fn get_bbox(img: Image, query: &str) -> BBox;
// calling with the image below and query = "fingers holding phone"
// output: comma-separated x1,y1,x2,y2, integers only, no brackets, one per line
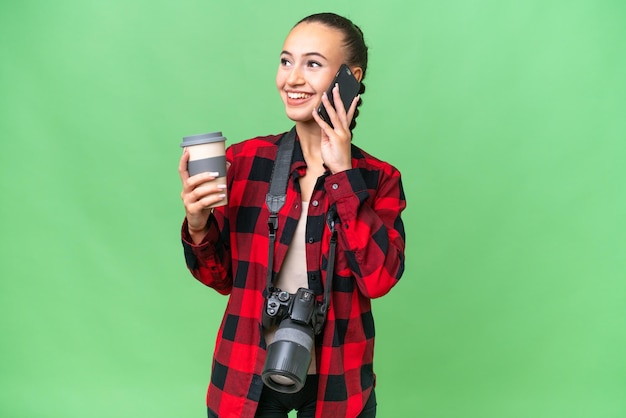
322,83,360,129
316,64,361,129
313,85,360,173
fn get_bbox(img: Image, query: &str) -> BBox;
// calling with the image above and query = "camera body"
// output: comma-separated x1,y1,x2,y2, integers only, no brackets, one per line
261,287,327,393
262,287,325,335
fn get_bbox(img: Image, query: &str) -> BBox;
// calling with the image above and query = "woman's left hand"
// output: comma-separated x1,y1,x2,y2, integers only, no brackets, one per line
312,83,360,174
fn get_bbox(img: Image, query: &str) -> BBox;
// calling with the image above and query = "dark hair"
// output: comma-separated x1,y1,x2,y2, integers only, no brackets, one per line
296,13,368,132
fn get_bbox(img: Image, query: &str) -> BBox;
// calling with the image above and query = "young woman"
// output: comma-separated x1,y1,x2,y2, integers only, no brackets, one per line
179,12,406,418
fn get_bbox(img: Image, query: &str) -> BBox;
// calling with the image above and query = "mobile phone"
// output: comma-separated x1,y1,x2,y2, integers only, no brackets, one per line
316,64,361,128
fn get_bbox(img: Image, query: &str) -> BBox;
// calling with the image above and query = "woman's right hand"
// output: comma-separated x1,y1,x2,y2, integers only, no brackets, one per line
179,149,227,241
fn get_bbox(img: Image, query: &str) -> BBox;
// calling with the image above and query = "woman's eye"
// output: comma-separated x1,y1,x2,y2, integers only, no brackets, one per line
280,58,291,66
308,61,321,68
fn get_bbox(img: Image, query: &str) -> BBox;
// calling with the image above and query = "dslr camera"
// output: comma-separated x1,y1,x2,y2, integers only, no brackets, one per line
261,287,327,393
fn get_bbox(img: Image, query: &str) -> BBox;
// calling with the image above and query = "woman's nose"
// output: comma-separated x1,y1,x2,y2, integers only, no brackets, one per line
286,67,304,85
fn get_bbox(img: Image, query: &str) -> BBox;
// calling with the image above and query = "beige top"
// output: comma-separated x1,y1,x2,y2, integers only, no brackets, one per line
264,201,316,374
274,201,309,293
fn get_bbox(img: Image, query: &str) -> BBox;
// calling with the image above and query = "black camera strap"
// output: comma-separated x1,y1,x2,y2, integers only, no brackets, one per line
265,127,297,294
320,211,337,320
265,127,337,321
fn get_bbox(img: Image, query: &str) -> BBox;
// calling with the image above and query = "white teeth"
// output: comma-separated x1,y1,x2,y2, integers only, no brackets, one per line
287,92,311,99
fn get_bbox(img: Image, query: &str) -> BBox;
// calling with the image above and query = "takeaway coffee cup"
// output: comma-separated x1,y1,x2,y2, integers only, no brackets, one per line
181,131,227,208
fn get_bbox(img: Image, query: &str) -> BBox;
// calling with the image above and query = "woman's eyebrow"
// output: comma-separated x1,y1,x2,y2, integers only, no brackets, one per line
280,50,328,60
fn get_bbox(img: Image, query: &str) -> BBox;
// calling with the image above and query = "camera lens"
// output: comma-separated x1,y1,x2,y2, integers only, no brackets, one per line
262,318,314,393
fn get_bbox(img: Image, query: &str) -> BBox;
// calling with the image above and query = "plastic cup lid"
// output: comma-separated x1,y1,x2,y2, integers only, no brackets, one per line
181,131,226,147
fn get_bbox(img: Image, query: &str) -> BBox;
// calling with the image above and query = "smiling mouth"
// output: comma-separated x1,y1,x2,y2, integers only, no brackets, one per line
287,92,313,100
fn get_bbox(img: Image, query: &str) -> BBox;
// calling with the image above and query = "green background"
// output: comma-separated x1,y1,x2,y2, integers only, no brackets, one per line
1,0,624,417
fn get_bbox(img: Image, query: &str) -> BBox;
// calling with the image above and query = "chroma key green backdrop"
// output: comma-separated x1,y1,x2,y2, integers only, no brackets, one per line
1,1,625,417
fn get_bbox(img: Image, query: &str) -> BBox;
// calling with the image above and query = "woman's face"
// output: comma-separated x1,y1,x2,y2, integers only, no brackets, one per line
276,22,348,124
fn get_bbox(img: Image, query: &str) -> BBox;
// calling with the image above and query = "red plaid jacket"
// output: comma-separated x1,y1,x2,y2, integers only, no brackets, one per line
181,131,406,417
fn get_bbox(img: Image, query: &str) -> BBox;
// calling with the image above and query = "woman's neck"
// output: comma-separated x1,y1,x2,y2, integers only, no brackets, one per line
295,122,322,162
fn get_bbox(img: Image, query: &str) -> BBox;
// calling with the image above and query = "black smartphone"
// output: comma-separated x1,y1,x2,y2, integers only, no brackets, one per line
316,64,361,128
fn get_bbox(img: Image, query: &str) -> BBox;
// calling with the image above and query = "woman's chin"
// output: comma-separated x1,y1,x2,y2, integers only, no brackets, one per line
285,108,316,124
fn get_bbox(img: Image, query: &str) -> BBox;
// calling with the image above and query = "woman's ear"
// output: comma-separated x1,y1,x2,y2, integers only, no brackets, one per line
351,67,364,83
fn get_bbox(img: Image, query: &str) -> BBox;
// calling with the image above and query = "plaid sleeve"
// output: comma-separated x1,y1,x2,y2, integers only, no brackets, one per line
181,208,233,295
325,157,406,299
